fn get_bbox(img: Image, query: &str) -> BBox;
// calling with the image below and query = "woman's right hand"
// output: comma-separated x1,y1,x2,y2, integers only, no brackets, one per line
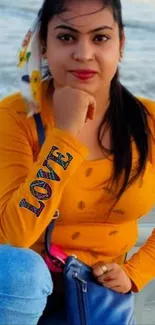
53,86,96,137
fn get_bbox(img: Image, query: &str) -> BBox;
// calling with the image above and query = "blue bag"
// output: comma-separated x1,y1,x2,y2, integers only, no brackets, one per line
34,113,135,325
64,256,135,325
45,214,135,325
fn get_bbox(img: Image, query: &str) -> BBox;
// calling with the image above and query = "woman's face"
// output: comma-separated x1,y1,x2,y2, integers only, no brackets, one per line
46,0,124,96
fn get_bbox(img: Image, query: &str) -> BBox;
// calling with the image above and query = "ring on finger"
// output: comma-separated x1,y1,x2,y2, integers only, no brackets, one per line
101,265,108,274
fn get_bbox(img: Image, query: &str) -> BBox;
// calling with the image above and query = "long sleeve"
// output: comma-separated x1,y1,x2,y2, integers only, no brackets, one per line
0,102,89,248
122,228,155,292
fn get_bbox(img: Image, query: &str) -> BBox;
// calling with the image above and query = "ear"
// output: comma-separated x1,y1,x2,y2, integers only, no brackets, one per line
120,30,126,60
120,29,126,53
41,41,47,59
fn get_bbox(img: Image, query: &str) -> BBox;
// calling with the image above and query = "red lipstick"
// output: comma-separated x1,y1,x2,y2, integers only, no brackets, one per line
70,69,97,81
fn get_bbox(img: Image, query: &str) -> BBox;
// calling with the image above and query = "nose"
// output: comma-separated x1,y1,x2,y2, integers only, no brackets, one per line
72,39,95,63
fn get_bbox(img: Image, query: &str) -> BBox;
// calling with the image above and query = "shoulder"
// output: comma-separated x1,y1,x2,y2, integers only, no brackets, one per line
137,97,155,137
137,96,155,117
0,82,49,150
0,93,28,137
0,92,26,115
0,92,36,148
0,92,32,138
0,92,29,131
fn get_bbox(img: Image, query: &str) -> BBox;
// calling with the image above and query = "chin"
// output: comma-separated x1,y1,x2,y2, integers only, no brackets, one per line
69,81,98,95
54,77,99,95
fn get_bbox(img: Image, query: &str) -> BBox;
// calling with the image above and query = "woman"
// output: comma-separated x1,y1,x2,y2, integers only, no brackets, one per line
0,0,155,323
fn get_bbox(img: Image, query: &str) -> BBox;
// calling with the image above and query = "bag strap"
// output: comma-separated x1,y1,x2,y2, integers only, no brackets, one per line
34,113,59,259
34,113,45,147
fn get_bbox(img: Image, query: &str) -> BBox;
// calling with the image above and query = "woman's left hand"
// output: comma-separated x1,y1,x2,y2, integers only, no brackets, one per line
92,261,132,293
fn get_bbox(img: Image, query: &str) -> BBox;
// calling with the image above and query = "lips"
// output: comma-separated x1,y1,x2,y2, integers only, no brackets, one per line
69,70,97,80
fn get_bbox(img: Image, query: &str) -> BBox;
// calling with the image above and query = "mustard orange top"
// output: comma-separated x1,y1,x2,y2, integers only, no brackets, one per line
0,81,155,292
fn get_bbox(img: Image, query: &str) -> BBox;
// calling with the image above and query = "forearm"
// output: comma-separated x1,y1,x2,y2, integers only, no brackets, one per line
0,128,89,247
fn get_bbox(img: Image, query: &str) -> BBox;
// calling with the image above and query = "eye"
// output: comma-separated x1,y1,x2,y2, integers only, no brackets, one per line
57,34,76,43
94,35,110,43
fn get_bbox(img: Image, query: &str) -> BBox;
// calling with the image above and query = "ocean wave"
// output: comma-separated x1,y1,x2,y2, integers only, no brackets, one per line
0,4,38,17
125,20,155,33
0,0,42,11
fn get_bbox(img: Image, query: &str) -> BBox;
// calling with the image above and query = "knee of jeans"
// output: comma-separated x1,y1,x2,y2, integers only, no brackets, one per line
0,244,53,298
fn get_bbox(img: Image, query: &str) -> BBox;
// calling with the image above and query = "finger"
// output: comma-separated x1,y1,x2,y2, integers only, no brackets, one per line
92,261,106,269
87,105,95,120
102,279,120,289
102,270,117,280
88,96,96,112
85,105,94,122
93,264,109,277
97,272,116,284
106,285,124,293
104,263,119,272
90,95,97,107
93,263,119,278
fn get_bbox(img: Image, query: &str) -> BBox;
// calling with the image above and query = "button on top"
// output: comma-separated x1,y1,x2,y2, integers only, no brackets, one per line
72,232,81,240
85,168,93,177
90,251,99,259
78,201,86,210
109,230,118,236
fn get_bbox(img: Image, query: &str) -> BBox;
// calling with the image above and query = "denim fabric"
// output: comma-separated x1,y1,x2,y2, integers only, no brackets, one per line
0,244,67,325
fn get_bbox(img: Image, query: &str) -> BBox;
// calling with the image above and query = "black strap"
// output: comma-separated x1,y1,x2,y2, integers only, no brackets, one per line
45,210,60,260
34,113,58,260
34,113,45,147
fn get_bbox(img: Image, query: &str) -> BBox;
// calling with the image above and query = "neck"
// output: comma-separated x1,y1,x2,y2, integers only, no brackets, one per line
92,85,110,127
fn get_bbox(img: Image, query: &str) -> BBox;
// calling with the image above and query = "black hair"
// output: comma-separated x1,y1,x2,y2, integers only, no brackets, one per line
39,0,151,201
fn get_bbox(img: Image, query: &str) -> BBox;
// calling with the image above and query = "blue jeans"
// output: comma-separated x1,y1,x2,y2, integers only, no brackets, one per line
0,244,67,325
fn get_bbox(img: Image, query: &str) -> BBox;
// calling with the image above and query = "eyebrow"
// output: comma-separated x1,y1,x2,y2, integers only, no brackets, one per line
54,25,113,33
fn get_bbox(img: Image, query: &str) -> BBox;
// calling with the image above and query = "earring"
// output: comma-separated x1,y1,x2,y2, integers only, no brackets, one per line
42,46,47,61
120,50,124,58
41,45,46,55
119,50,124,62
